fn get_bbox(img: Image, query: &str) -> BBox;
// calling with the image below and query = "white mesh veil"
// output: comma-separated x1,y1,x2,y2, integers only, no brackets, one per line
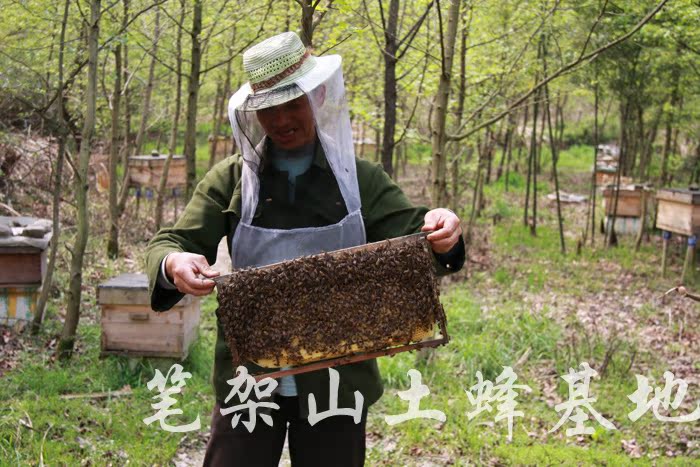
228,55,361,224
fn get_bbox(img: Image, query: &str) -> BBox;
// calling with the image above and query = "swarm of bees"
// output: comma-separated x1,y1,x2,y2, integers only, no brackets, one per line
216,238,447,368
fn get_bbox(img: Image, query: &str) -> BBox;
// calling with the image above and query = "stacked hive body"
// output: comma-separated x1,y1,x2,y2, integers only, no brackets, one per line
98,273,200,359
216,234,447,370
595,144,619,186
594,144,634,187
655,189,700,236
128,153,186,191
0,216,52,326
655,188,700,281
208,135,235,166
602,185,649,235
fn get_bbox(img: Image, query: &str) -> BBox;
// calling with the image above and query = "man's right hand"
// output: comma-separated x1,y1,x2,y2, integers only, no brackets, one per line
165,252,220,296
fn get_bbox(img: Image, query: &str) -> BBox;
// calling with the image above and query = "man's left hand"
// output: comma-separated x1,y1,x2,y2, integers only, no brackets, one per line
421,208,463,254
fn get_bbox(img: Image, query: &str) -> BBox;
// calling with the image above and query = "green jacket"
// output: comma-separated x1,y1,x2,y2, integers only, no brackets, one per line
145,144,464,418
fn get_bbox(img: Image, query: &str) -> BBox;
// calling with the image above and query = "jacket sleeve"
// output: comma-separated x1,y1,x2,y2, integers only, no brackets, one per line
357,159,465,276
145,157,240,311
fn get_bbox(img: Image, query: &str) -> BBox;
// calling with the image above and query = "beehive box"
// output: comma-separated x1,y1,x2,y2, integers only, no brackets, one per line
215,234,447,369
0,216,52,325
0,246,46,286
208,135,234,164
128,153,186,189
595,166,617,186
0,286,39,326
603,216,642,235
98,273,200,359
656,188,700,236
602,185,645,217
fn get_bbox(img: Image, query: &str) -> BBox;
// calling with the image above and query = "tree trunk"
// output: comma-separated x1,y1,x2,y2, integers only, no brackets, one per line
536,98,546,176
155,0,185,231
450,158,458,213
208,82,223,170
131,7,160,158
381,0,399,178
430,0,460,208
486,120,503,184
59,0,100,359
184,0,203,199
300,0,315,47
455,1,470,127
542,36,565,253
587,77,599,247
661,45,682,184
640,104,663,180
116,0,132,214
32,0,70,334
496,112,514,181
607,103,627,248
121,0,131,158
465,146,483,246
107,44,122,258
525,86,540,233
690,143,700,186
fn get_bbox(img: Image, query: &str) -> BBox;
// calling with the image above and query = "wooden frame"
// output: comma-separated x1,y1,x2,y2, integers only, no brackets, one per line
253,331,449,382
214,232,452,381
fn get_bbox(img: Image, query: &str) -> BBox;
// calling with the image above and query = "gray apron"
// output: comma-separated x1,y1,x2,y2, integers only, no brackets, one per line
230,146,366,394
231,153,366,268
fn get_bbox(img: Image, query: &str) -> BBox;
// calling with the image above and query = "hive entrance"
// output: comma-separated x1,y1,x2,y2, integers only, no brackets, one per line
215,233,448,375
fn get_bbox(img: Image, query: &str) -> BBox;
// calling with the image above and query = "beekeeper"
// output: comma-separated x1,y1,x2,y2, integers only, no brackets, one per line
145,31,465,467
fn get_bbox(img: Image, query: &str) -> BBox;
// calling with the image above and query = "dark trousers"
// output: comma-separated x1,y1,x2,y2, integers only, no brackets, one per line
203,395,367,467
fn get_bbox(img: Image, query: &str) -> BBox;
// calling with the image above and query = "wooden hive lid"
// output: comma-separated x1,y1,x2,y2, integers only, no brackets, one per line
656,188,700,205
97,272,194,307
128,154,185,162
602,184,645,197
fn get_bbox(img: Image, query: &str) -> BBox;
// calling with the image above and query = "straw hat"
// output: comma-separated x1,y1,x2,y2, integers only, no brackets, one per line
231,31,341,111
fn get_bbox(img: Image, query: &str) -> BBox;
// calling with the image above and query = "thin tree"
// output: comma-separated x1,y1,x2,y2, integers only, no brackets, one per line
32,0,70,334
208,26,236,171
542,34,565,254
364,0,433,178
183,0,203,200
525,88,540,236
59,0,101,359
181,1,272,198
155,0,186,231
296,0,335,47
122,0,132,162
660,44,682,185
115,4,162,219
107,40,123,258
130,6,161,158
583,73,599,247
430,0,461,208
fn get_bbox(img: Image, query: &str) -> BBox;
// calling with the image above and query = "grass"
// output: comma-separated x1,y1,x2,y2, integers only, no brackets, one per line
0,291,219,465
363,282,677,465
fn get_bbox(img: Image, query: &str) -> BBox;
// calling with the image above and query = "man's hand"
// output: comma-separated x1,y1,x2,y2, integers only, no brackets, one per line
165,252,220,296
421,208,463,254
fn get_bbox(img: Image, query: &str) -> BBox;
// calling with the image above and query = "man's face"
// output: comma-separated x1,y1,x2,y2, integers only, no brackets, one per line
256,94,316,150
